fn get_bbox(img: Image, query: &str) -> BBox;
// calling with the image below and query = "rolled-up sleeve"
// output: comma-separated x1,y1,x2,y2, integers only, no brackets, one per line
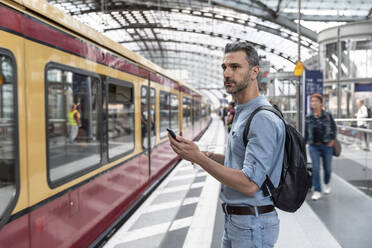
241,112,284,187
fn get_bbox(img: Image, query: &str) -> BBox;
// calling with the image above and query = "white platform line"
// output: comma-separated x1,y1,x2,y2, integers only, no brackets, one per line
182,175,220,248
170,174,199,181
160,184,192,194
116,222,171,243
169,217,193,231
143,200,184,213
182,116,225,248
182,197,200,205
190,182,205,189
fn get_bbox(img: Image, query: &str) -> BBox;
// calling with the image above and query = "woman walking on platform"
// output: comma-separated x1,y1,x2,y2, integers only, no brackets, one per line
305,93,337,201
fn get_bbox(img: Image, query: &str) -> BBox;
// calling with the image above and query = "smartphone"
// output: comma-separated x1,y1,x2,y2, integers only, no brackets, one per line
167,128,178,141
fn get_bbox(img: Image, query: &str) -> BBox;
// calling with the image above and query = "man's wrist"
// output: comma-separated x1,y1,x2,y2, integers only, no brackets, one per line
204,151,214,159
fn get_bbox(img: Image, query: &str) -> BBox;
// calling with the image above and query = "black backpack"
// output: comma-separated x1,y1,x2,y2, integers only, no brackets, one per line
367,106,372,118
243,105,312,213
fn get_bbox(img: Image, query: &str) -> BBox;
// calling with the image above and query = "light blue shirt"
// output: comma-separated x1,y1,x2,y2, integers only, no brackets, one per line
220,95,285,206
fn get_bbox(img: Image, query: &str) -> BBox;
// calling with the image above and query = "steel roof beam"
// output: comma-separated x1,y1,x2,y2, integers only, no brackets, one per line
107,25,297,63
285,14,367,22
129,39,281,71
120,38,224,51
210,0,317,41
139,11,164,64
116,11,156,61
148,58,223,84
65,2,314,48
134,48,222,59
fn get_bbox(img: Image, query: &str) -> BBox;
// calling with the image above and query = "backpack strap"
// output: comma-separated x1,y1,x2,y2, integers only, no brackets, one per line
243,105,284,147
262,176,275,196
243,105,285,197
325,111,330,122
325,111,336,138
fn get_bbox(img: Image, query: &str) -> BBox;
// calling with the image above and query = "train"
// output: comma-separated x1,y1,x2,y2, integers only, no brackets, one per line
0,0,211,247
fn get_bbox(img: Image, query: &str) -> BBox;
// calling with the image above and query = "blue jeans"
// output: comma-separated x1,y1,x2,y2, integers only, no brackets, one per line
221,210,279,248
309,144,333,192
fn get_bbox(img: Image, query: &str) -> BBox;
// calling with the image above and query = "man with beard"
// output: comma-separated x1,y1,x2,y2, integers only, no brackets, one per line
168,42,285,248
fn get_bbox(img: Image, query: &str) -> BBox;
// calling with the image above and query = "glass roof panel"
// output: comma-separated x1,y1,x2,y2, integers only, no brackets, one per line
47,0,369,90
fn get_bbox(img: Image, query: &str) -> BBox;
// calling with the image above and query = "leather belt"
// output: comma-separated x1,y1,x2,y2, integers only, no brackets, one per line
221,203,275,215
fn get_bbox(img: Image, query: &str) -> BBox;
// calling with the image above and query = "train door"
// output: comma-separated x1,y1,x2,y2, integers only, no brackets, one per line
140,84,156,178
0,5,28,246
0,49,19,220
0,48,19,231
192,98,196,137
182,96,192,140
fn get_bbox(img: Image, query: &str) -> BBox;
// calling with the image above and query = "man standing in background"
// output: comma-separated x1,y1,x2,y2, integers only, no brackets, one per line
68,103,81,143
355,99,369,151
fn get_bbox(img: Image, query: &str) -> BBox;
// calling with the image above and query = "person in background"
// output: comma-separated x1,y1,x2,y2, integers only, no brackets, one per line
226,101,235,133
220,106,227,125
141,103,148,149
355,99,369,151
305,93,337,201
68,103,81,143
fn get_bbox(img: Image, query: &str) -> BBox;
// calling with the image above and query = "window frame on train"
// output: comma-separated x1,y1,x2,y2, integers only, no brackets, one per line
195,100,201,121
140,86,157,150
182,96,192,128
106,78,135,162
0,48,20,229
170,93,179,133
159,90,170,139
159,90,179,139
45,62,102,188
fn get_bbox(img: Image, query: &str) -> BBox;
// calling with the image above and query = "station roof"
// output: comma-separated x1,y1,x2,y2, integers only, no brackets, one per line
47,0,371,94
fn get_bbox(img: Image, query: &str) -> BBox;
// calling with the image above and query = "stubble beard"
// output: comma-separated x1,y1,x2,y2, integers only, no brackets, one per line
225,71,251,95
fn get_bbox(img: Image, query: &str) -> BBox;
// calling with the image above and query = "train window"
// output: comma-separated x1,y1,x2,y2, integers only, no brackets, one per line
159,91,170,138
196,101,201,121
150,88,156,142
192,99,196,123
201,103,207,117
46,66,101,185
192,100,201,122
141,87,156,150
170,94,179,132
107,81,134,160
0,52,17,220
182,97,191,128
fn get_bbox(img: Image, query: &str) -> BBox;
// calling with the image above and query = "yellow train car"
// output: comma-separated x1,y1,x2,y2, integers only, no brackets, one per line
0,0,211,247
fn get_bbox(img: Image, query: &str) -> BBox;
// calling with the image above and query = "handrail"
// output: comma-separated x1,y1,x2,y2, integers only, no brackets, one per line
49,119,67,123
282,110,297,114
0,123,12,127
334,118,372,122
337,124,372,134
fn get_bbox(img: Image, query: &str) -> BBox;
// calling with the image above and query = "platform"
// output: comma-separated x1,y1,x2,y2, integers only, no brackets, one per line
103,114,372,248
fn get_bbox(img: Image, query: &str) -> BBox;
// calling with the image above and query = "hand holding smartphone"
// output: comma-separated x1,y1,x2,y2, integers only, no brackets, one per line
167,128,179,141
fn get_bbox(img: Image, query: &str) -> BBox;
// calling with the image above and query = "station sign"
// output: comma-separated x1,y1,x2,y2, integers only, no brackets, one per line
303,70,323,115
301,70,324,134
355,83,372,92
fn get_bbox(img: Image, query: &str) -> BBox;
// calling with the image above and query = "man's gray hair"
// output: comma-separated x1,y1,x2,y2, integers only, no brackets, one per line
224,42,260,67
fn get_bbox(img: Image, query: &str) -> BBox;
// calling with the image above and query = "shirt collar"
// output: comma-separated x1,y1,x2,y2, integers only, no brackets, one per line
235,95,265,113
310,109,326,117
